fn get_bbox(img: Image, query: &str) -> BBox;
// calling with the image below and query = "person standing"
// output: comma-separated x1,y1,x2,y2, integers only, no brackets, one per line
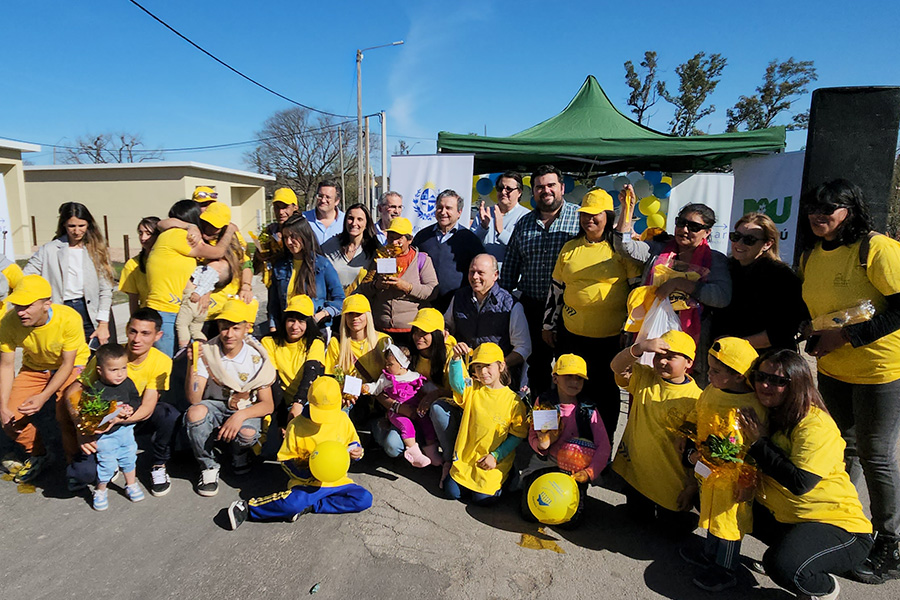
500,165,580,397
303,180,345,246
321,203,380,293
375,191,404,245
472,172,530,271
255,187,300,332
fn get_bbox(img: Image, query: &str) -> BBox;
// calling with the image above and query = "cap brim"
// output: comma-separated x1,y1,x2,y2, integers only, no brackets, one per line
555,369,588,379
5,291,40,306
309,405,342,424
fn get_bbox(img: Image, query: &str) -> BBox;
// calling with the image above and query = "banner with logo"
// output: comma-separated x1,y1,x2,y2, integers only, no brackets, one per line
731,151,805,262
390,154,475,234
667,173,735,255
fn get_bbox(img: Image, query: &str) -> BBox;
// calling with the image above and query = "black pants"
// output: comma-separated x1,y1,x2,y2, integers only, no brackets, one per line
519,296,553,399
751,502,873,596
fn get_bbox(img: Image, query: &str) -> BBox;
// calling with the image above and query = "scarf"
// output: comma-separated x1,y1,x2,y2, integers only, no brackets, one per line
650,239,713,342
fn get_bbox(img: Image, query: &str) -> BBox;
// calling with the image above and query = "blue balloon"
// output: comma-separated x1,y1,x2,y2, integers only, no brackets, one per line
644,171,663,186
633,217,648,234
563,175,575,194
487,173,501,184
475,177,494,196
654,182,672,198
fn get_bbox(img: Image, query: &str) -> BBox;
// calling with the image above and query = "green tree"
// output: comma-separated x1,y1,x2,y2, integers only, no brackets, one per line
726,58,818,132
624,51,659,125
658,52,727,136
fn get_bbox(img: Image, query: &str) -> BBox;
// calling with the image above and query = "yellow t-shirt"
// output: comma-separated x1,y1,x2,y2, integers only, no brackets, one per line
118,257,149,307
612,363,702,511
552,238,642,338
758,406,872,534
269,412,361,489
84,347,172,395
0,262,25,314
694,386,766,541
802,236,900,384
450,383,529,495
412,335,457,384
206,232,251,320
145,229,197,313
0,304,90,370
324,333,392,381
261,336,326,398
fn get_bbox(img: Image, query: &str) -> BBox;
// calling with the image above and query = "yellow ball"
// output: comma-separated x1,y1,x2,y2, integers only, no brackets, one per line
309,440,350,483
526,472,580,525
638,196,661,216
647,213,666,229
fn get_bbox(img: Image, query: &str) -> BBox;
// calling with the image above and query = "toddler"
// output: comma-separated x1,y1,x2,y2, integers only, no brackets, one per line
175,260,232,347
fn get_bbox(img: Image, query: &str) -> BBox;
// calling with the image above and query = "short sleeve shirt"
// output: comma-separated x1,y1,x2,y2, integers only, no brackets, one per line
0,304,90,370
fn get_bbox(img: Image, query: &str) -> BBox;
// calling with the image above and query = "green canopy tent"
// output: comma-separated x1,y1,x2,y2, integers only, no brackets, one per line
437,75,786,175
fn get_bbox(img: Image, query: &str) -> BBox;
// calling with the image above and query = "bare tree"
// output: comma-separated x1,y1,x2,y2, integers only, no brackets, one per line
63,133,164,163
726,58,818,132
658,52,727,136
624,51,660,125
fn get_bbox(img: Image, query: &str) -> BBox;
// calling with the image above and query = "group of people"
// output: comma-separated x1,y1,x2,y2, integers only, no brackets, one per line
0,169,898,598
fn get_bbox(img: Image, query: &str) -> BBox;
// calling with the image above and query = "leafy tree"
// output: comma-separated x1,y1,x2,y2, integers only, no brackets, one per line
726,58,818,132
624,51,659,125
63,133,163,163
658,52,727,136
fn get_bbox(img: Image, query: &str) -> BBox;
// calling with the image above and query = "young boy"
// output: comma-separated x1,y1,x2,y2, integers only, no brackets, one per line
175,260,233,348
610,330,703,525
90,343,145,510
226,377,371,529
681,337,764,592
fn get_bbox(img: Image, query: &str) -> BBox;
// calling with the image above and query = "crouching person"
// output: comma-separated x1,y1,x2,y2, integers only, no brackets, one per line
226,377,371,529
185,298,275,496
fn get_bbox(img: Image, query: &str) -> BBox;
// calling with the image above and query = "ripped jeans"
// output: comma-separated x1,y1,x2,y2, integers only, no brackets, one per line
185,399,261,470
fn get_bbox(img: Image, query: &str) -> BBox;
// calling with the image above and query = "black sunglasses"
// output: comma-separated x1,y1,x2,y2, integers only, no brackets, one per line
729,232,764,245
496,185,520,194
751,370,791,387
807,203,848,216
675,217,710,233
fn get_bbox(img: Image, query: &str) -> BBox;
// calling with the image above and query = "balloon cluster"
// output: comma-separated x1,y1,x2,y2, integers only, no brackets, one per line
595,171,673,234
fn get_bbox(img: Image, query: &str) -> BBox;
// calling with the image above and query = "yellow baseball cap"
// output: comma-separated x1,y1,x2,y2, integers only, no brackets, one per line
709,337,758,377
273,187,298,206
553,353,588,379
577,188,614,214
408,308,444,334
216,298,258,324
387,217,413,236
6,274,52,306
659,330,696,361
471,342,504,365
308,377,343,423
200,201,231,229
342,294,371,315
284,294,314,317
192,186,218,201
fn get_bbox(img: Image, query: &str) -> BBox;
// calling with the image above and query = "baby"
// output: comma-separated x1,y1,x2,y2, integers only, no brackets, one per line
175,260,232,347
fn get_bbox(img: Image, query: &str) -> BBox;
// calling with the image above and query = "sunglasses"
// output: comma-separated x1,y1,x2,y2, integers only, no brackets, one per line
729,232,764,245
675,217,710,233
751,370,791,388
806,203,847,216
496,185,520,194
194,191,218,200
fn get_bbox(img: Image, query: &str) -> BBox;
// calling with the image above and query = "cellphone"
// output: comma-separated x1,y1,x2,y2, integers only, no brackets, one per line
88,337,102,352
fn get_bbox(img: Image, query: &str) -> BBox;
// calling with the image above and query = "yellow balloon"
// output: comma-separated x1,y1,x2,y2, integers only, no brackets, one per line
526,472,580,525
522,176,531,188
309,440,350,483
647,212,667,229
661,176,672,185
639,196,661,216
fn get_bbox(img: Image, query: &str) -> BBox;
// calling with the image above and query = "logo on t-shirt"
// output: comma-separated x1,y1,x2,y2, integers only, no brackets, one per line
833,273,851,288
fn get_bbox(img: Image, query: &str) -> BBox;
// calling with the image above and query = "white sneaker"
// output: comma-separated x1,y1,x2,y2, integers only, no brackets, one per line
798,575,841,600
196,467,220,497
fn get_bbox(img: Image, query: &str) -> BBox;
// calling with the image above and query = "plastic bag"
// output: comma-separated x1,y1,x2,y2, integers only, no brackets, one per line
634,297,682,365
812,300,876,331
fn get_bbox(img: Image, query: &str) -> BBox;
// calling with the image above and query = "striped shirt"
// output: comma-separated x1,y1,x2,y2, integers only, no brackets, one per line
499,202,580,301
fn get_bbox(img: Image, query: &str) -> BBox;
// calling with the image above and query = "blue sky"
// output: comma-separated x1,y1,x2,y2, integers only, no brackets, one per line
2,0,898,172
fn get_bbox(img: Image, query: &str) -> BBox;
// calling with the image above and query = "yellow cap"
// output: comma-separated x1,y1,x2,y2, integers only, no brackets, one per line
624,286,656,333
471,342,505,365
273,187,298,206
408,308,444,334
709,337,758,377
342,294,371,315
216,298,258,324
386,217,413,236
553,353,588,379
200,201,231,229
6,274,52,306
284,294,314,317
577,188,614,214
659,330,696,361
192,186,218,201
308,377,343,423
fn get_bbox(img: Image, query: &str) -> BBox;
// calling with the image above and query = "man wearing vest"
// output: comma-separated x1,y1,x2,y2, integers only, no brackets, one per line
253,187,299,332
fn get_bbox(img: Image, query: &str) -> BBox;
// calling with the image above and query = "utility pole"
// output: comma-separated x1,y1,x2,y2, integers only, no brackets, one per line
381,111,388,201
338,125,346,211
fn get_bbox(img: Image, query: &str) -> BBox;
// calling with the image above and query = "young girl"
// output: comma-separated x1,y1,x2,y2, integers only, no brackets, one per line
118,216,160,315
362,344,440,467
443,342,528,505
681,336,765,592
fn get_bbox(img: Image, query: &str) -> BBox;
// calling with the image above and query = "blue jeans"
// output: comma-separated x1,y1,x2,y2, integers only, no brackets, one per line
430,398,461,462
185,399,261,470
443,475,501,505
96,425,137,482
370,417,405,458
64,297,95,342
155,311,178,358
248,483,372,520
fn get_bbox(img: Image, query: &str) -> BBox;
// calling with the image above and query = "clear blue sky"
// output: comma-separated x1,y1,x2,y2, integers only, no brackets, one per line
2,0,898,172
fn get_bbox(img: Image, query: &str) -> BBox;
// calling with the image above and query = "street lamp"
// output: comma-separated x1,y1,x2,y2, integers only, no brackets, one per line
357,40,403,207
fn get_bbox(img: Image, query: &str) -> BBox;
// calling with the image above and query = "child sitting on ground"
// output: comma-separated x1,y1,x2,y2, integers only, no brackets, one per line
361,344,440,467
226,377,371,529
175,260,232,348
90,343,144,510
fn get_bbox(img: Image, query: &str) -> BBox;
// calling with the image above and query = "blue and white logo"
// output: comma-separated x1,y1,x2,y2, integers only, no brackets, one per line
412,182,438,221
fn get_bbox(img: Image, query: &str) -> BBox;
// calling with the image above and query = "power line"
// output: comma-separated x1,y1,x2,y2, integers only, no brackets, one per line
128,0,354,119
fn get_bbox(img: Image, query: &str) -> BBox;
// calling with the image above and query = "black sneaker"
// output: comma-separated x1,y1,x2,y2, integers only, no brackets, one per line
150,465,171,497
288,506,314,522
196,468,219,497
679,544,713,568
693,564,737,592
852,534,900,584
227,500,248,530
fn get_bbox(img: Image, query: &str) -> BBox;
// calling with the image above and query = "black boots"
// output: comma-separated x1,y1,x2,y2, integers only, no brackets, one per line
853,533,900,585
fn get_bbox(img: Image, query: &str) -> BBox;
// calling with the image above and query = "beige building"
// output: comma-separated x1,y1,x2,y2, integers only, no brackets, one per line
24,161,275,259
0,138,41,259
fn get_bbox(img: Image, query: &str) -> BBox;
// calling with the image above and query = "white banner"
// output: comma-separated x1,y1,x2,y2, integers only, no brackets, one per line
390,154,475,234
667,173,735,255
0,175,13,263
731,151,804,262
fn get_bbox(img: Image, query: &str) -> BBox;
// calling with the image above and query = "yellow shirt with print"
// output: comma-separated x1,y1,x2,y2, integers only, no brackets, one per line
274,412,361,489
324,333,392,381
206,231,251,320
552,238,642,338
802,236,900,384
261,336,326,398
412,335,456,384
758,406,871,534
118,257,149,308
0,262,24,314
84,347,172,395
0,304,90,370
449,384,529,495
612,363,702,511
145,229,197,314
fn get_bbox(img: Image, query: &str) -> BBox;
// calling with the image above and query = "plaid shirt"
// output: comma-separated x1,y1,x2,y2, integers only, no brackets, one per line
500,202,580,301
